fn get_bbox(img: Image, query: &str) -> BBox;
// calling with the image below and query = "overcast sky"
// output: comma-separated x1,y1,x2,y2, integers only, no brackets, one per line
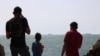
0,0,100,35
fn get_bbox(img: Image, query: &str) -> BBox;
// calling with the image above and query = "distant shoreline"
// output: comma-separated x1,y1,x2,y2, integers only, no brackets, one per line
0,34,100,36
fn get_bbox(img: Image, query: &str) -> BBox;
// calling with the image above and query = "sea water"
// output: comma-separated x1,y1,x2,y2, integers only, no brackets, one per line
0,34,100,56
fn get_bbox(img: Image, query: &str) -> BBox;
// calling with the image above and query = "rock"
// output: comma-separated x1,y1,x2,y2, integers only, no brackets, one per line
85,39,100,56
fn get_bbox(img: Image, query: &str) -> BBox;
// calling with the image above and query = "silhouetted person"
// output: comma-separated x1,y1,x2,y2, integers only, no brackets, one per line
32,33,44,56
0,44,5,56
6,6,31,56
61,22,83,56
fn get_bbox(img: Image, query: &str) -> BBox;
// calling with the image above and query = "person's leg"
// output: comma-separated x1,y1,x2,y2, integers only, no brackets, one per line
18,46,30,56
10,47,18,56
0,44,5,56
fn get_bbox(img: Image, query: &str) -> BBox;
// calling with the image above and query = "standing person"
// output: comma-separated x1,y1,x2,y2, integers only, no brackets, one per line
6,6,31,56
32,32,44,56
61,22,83,56
0,44,5,56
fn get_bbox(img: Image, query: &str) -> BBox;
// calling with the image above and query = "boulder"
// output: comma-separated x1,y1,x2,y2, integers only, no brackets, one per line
84,39,100,56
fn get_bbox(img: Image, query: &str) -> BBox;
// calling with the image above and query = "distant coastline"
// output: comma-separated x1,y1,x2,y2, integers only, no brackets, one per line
0,34,100,37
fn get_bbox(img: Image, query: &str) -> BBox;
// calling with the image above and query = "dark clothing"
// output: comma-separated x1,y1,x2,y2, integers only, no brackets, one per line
32,41,41,56
6,17,30,56
10,47,30,56
6,17,28,48
64,29,82,56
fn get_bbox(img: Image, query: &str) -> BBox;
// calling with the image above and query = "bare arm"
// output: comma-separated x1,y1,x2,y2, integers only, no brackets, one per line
61,43,67,56
26,27,31,34
6,31,11,39
39,43,44,55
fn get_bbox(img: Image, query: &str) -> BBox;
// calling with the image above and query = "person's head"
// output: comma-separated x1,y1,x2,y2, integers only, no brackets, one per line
35,32,41,42
13,6,22,16
70,22,78,29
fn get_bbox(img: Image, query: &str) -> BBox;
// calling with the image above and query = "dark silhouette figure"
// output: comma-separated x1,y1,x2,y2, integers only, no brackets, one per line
0,44,5,56
6,6,31,56
61,22,83,56
32,33,44,56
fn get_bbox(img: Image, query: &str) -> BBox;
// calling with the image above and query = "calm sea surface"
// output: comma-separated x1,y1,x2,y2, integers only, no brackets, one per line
0,34,100,56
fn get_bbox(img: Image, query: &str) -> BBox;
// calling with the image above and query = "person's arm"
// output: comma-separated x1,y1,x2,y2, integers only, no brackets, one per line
6,31,11,39
78,34,83,49
39,43,44,55
26,27,31,34
24,18,31,35
61,32,70,56
61,43,67,56
32,43,34,53
6,22,11,39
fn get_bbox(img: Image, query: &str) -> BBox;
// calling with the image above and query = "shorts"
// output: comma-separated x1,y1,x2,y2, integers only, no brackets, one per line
10,46,30,56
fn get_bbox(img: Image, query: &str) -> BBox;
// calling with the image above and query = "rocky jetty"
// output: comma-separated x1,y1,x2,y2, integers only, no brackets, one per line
84,39,100,56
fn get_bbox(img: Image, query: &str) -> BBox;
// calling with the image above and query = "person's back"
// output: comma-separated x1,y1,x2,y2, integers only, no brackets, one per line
61,22,83,56
6,6,31,56
32,33,44,56
32,42,41,56
65,30,82,49
64,29,82,56
7,17,28,47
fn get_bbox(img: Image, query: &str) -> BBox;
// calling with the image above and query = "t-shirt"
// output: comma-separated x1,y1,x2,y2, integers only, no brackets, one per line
64,29,82,56
6,17,29,48
32,41,41,56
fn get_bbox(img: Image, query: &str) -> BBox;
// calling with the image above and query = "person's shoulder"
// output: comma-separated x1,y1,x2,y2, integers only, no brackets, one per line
21,16,27,20
67,30,72,33
77,31,82,35
39,42,42,45
32,42,36,46
38,42,42,46
77,31,83,37
66,30,73,35
21,17,28,22
38,43,44,48
32,41,36,44
6,18,14,24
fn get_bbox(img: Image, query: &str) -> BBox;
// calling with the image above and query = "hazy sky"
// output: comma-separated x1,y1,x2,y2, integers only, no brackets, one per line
0,0,100,35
